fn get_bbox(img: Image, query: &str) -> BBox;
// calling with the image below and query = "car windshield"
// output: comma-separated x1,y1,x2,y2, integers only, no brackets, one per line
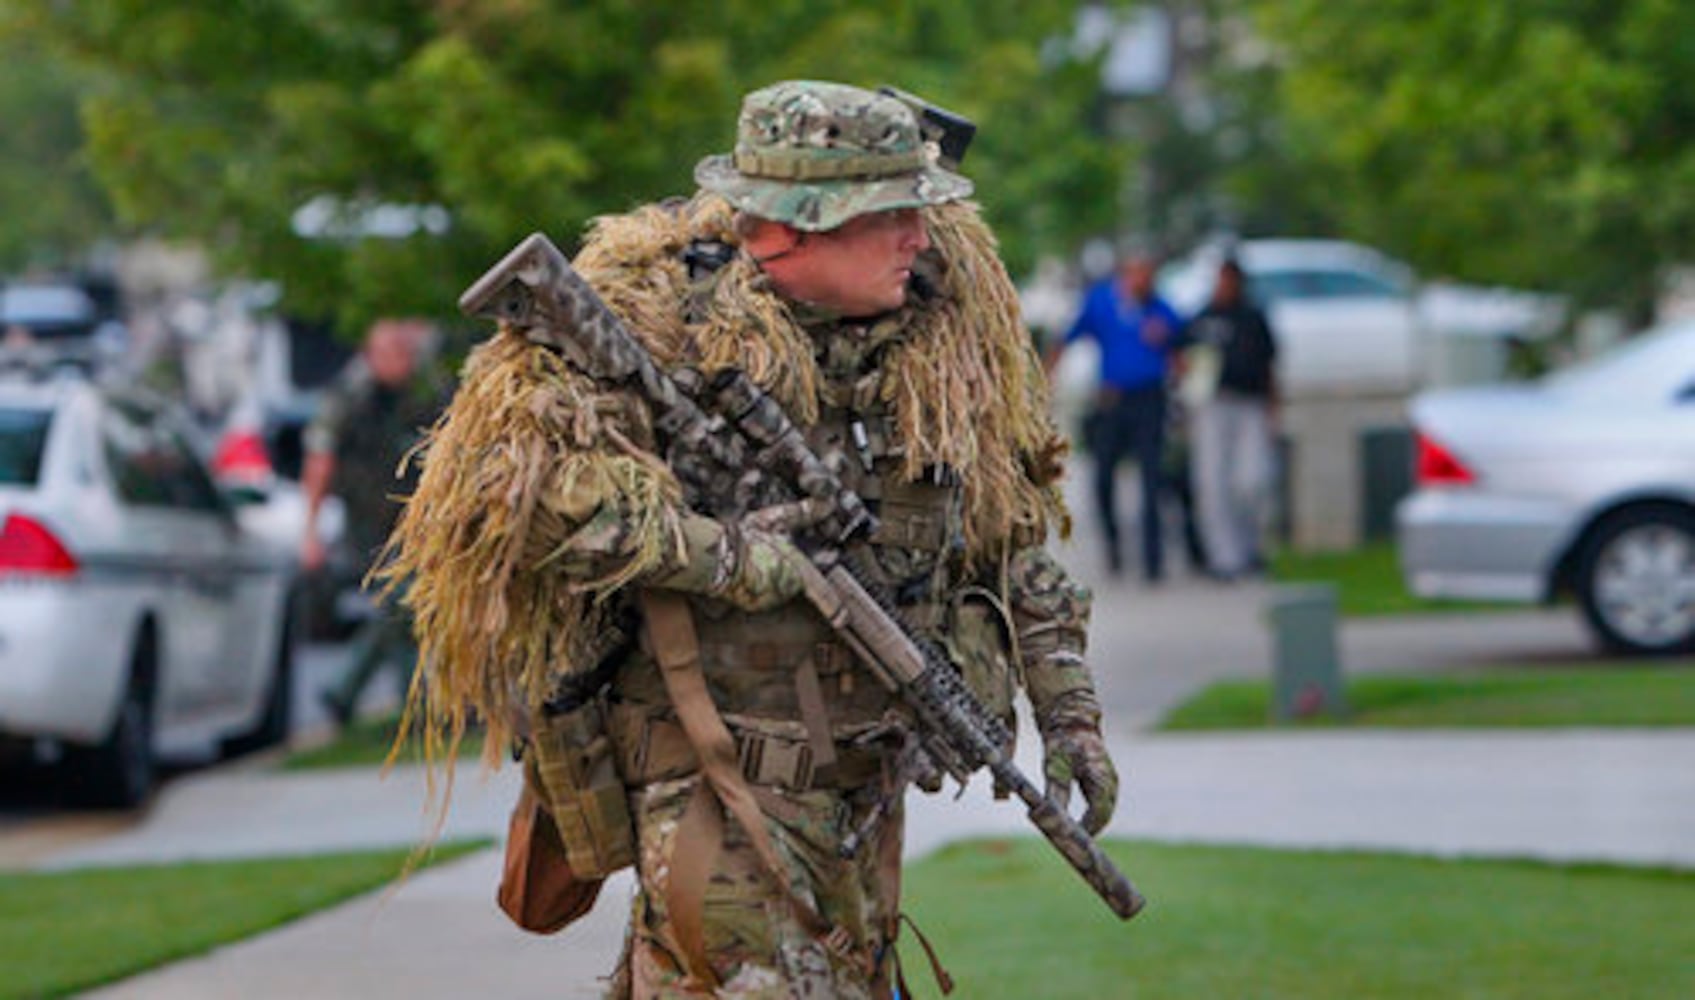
1544,322,1695,403
0,285,98,340
0,407,52,485
1251,268,1406,304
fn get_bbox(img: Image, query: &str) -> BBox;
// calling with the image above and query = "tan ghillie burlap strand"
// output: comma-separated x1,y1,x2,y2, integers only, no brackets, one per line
378,193,1068,821
375,334,686,819
682,196,1070,561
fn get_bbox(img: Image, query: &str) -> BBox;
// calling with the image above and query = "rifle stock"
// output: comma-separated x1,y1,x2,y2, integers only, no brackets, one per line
461,232,1146,920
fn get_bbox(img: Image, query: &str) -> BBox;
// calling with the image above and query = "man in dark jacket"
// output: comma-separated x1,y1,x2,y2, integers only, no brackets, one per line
1182,258,1279,579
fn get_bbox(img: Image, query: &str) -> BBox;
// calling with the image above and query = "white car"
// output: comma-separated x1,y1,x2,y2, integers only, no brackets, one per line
0,372,297,806
210,394,361,638
0,280,129,369
1160,238,1564,393
1397,321,1695,654
1161,238,1423,393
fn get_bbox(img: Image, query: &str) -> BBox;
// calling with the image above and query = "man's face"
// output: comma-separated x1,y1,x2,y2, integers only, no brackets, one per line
1215,266,1243,304
768,208,930,318
1121,258,1157,300
366,320,421,386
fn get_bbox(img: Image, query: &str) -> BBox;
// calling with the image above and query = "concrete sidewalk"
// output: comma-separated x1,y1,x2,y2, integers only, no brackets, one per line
68,725,1695,999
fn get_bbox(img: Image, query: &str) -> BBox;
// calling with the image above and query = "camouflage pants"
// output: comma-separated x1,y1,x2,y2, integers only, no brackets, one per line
608,775,903,999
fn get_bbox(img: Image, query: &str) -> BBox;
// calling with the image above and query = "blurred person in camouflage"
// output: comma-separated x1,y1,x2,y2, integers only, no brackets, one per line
382,81,1119,998
302,317,444,727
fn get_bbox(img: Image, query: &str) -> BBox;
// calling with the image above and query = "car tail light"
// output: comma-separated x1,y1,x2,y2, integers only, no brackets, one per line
0,513,79,576
1415,431,1476,486
213,429,273,484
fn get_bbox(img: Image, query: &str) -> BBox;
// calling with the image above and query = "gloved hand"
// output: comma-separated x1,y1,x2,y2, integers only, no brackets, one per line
909,743,946,795
720,525,810,611
1036,693,1118,836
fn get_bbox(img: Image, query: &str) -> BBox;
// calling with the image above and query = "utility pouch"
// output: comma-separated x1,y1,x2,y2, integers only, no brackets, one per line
943,587,1017,727
527,696,637,878
496,781,603,935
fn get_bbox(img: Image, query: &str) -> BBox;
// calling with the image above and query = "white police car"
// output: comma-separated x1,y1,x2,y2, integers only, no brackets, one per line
0,371,297,807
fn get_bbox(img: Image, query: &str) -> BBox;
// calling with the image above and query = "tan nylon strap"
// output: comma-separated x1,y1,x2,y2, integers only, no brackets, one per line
733,146,927,181
637,590,843,976
898,912,956,995
667,781,723,988
793,657,840,787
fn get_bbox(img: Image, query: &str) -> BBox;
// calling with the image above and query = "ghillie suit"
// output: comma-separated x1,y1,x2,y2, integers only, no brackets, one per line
379,192,1103,997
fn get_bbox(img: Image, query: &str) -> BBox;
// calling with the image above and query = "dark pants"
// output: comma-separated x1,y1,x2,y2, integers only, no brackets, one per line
1089,383,1167,580
324,607,417,720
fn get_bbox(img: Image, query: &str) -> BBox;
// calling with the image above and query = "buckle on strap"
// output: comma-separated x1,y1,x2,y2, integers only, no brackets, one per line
737,730,815,790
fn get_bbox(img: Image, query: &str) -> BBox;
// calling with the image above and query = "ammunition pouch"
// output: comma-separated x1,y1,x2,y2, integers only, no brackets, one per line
524,696,636,878
942,586,1018,726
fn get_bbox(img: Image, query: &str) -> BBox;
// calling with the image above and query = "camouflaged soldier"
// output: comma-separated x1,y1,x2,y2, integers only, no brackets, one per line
383,80,1119,999
302,318,445,725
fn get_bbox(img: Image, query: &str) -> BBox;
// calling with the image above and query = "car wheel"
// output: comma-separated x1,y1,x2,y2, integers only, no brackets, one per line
223,598,297,758
1575,506,1695,656
68,633,157,809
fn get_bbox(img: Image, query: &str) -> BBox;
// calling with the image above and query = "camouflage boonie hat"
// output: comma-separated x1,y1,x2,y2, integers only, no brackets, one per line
695,80,973,232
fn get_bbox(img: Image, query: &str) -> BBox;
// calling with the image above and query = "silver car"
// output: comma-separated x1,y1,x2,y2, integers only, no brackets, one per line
0,371,297,806
1397,321,1695,654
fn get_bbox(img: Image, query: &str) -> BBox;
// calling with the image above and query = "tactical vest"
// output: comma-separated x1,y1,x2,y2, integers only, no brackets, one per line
609,250,978,793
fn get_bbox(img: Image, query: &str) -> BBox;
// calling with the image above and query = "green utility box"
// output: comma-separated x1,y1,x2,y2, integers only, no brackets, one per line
1266,583,1348,722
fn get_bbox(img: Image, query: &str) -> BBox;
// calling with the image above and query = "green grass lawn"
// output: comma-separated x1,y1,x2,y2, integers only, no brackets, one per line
284,712,487,770
901,839,1695,999
1159,663,1695,730
1270,542,1501,616
0,842,485,1000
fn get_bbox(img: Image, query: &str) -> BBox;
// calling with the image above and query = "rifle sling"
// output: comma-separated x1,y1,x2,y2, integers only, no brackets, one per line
638,589,850,989
793,655,840,787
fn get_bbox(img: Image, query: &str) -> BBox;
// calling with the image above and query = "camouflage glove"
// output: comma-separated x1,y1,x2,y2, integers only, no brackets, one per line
1035,690,1118,836
1004,547,1116,832
654,512,808,612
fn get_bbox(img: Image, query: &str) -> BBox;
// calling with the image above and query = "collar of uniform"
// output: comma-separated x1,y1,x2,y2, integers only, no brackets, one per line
787,298,846,330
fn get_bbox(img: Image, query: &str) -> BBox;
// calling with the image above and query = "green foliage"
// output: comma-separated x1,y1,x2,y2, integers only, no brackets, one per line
9,0,1124,336
904,839,1695,999
0,32,114,272
1241,0,1695,319
1160,664,1695,730
0,842,486,1000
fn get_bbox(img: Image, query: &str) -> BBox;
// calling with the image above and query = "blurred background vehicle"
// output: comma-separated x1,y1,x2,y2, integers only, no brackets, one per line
159,286,363,640
211,392,360,640
1161,238,1423,394
0,369,297,807
1397,321,1695,655
0,278,130,372
1159,238,1565,394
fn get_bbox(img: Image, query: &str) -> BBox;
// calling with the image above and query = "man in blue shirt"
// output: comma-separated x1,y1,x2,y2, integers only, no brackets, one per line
1048,253,1184,581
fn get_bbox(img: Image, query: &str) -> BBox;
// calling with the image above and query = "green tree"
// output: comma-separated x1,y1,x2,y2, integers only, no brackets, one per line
0,32,113,272
1244,0,1695,321
8,1,1127,334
